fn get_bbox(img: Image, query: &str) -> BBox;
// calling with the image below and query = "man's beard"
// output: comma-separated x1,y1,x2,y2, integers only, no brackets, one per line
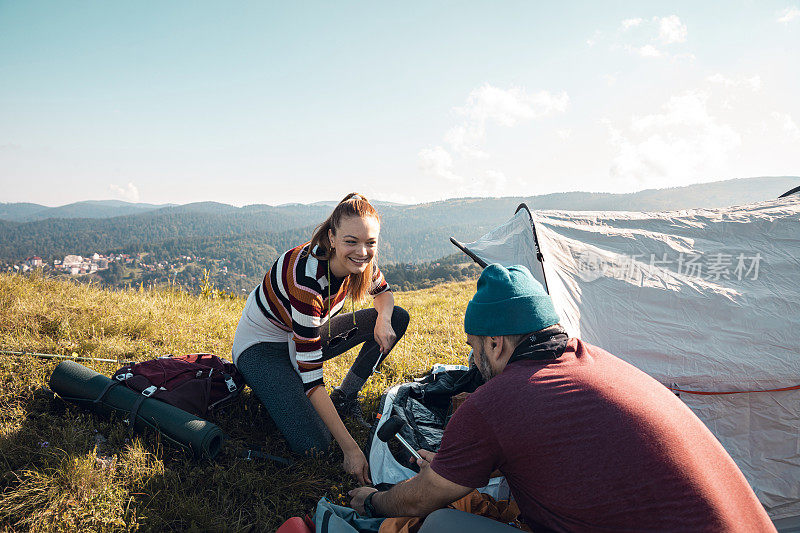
476,347,496,381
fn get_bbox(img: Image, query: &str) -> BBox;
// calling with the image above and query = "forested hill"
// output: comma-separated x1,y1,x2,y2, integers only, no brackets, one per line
1,176,797,264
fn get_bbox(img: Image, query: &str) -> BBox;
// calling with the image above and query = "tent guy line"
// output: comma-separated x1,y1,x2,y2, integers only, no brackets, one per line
1,349,126,364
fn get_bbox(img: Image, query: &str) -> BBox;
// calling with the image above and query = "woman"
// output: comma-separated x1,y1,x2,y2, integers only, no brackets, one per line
232,193,409,484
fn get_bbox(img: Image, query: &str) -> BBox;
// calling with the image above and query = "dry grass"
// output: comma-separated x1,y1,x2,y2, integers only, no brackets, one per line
0,272,475,531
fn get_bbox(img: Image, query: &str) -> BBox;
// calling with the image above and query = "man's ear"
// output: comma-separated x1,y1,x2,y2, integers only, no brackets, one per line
486,336,504,359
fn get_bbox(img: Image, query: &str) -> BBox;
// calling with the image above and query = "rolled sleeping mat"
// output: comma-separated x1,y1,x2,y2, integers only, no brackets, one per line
49,360,224,459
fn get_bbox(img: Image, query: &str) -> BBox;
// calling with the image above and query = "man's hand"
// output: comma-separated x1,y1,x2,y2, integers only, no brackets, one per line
410,449,436,469
348,486,378,515
350,452,472,517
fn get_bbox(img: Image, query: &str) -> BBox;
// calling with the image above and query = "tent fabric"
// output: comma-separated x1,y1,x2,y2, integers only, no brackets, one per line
458,196,800,520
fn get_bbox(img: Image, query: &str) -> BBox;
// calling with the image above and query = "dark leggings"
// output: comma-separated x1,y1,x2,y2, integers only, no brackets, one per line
236,305,410,454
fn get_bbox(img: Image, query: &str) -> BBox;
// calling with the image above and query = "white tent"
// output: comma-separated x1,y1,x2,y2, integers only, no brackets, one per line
453,195,800,527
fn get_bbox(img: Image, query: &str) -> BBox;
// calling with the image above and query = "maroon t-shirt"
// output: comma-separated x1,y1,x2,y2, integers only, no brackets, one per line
430,338,775,532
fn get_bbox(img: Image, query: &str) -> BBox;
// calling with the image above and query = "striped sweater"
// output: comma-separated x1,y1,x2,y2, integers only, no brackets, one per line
254,242,390,393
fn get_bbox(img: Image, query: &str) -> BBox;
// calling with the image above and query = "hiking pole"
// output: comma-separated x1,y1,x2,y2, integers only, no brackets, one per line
0,350,126,364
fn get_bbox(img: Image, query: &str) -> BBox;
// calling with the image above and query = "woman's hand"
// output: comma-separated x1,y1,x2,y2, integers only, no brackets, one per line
343,447,372,485
373,317,396,356
308,387,371,484
372,291,396,356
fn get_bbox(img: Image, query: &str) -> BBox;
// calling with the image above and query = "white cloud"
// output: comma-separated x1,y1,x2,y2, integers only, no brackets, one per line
707,73,762,92
705,74,764,110
109,182,140,202
747,76,763,92
637,45,663,57
457,170,525,198
771,112,800,140
557,129,572,140
778,6,800,23
443,124,488,159
656,15,687,44
419,84,569,192
603,74,618,87
621,18,643,30
482,170,509,191
615,16,688,60
455,84,569,128
417,146,462,182
441,84,568,158
608,90,742,187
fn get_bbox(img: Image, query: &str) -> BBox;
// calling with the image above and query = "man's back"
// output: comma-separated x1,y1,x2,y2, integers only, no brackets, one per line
431,338,775,532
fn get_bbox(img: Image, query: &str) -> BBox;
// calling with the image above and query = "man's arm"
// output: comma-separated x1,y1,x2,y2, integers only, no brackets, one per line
349,455,472,517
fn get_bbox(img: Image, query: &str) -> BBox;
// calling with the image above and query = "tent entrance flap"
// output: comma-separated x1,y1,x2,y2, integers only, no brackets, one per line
450,237,488,268
450,203,549,293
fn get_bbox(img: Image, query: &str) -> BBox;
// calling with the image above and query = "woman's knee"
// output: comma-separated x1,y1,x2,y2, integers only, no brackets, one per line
392,305,410,336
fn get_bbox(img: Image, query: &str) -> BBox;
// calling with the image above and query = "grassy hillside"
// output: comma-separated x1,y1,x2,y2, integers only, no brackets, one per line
0,272,474,531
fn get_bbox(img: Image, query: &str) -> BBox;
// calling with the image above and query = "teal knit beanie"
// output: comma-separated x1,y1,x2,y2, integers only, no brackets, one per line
464,264,560,336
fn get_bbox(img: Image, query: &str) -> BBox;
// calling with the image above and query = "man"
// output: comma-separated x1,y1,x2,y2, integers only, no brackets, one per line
350,264,775,532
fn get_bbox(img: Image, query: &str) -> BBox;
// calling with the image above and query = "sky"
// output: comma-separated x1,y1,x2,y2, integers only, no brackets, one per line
1,1,799,206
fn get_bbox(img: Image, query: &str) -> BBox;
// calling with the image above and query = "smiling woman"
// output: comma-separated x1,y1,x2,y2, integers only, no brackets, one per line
231,193,409,484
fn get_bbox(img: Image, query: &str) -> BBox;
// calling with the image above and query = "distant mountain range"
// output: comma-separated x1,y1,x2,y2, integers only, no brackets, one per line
0,199,403,223
1,176,797,264
0,200,175,222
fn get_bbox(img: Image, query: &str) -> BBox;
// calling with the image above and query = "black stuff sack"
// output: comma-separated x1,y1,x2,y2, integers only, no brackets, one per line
112,353,244,418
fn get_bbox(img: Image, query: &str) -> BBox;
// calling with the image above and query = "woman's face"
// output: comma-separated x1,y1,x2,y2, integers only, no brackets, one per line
328,215,380,277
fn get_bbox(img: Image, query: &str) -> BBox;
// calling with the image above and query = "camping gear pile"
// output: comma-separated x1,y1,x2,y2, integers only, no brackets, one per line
368,364,510,498
49,354,245,459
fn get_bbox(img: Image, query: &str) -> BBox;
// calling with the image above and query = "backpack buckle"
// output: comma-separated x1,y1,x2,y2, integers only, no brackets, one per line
116,372,133,381
141,386,158,397
225,375,237,393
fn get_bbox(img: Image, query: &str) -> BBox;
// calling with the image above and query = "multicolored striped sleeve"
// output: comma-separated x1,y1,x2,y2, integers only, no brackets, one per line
289,295,326,395
369,264,391,296
284,257,327,395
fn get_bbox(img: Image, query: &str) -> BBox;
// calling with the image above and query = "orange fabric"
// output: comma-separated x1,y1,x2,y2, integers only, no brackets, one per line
378,490,531,533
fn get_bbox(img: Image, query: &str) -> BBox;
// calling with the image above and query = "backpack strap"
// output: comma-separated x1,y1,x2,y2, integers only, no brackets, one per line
56,379,121,406
207,372,240,412
126,385,164,430
93,379,120,404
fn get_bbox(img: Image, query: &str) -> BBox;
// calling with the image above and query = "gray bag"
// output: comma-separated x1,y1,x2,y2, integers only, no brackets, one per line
313,497,383,533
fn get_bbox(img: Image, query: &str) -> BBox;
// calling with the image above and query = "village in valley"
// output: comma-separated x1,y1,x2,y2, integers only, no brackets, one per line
8,253,132,275
1,252,249,294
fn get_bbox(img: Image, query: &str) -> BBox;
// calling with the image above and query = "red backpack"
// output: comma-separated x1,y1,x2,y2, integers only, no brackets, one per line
112,353,245,418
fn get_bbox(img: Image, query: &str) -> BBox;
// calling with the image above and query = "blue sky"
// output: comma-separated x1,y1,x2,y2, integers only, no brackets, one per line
1,1,798,206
